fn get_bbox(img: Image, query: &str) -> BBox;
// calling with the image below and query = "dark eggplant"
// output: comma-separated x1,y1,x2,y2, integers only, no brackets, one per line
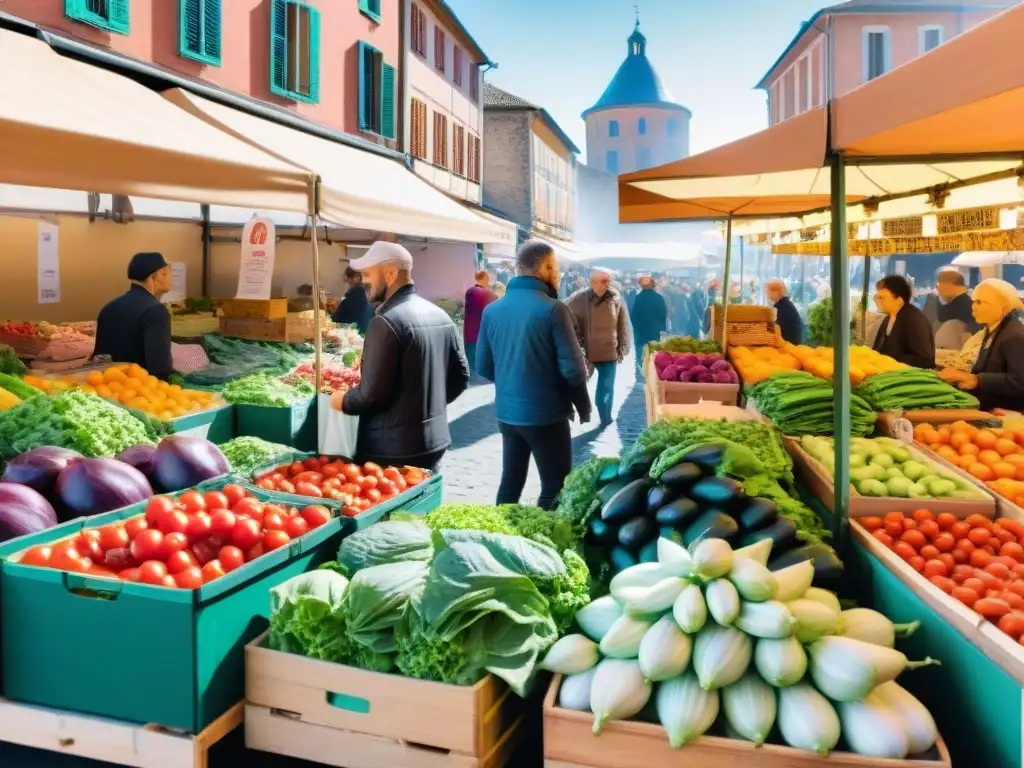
690,476,745,509
769,542,845,590
738,498,779,532
618,516,657,553
655,497,702,529
681,444,726,473
646,484,679,515
599,479,629,505
597,461,622,487
609,546,638,573
639,538,660,563
682,509,740,548
659,528,685,546
740,517,799,552
586,518,619,546
619,449,659,480
601,478,650,523
660,462,703,489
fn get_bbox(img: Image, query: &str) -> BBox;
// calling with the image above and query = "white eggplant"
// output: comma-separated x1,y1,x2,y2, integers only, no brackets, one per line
840,608,920,648
838,694,910,759
558,668,597,711
787,598,841,644
600,614,655,659
705,578,741,625
808,636,939,702
754,636,807,687
610,563,667,598
732,537,772,566
802,586,842,614
771,560,815,603
620,577,688,617
735,600,796,639
575,596,624,642
728,558,777,602
590,659,652,734
693,624,752,690
777,683,841,757
691,538,733,581
540,634,600,675
656,673,719,748
873,681,938,754
657,536,695,578
722,671,777,746
672,583,707,633
639,615,693,682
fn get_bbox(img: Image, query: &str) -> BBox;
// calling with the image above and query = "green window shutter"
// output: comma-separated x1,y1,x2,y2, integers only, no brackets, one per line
64,0,84,21
381,63,396,139
108,0,130,34
179,0,200,57
269,0,289,95
179,0,221,65
358,0,381,23
357,42,370,130
307,6,321,102
203,0,222,62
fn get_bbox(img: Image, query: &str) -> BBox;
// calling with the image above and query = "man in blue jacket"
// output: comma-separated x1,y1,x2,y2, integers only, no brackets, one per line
476,240,592,509
630,275,669,377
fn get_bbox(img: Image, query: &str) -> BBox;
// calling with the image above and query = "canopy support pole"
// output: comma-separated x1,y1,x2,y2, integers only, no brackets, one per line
830,155,851,555
739,236,745,301
311,177,323,396
200,204,211,298
800,251,807,315
720,215,734,348
861,236,872,340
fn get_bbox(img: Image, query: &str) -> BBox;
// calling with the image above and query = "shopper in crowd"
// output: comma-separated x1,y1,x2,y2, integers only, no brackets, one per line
463,270,498,376
934,268,981,350
765,279,804,345
339,242,468,474
331,267,371,334
871,274,936,369
630,275,669,376
475,240,591,509
670,284,692,338
493,282,507,298
939,278,1024,412
94,251,174,380
567,269,630,426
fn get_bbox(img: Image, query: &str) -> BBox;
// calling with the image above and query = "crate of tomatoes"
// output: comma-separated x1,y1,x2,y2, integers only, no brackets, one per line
0,479,344,734
248,453,441,530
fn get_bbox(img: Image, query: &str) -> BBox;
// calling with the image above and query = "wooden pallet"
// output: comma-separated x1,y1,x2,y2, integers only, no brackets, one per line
0,698,242,768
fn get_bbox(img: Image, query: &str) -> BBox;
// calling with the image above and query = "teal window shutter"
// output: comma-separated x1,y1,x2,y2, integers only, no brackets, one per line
381,63,396,139
357,42,369,130
108,0,130,34
269,0,289,95
307,6,321,102
179,0,221,65
65,0,129,34
203,0,222,62
358,0,381,23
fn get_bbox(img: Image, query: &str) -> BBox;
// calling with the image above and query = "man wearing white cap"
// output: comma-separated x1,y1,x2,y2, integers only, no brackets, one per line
339,241,469,472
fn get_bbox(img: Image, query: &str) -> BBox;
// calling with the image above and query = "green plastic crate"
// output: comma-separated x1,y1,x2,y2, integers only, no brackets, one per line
168,404,235,444
234,398,316,452
0,479,345,733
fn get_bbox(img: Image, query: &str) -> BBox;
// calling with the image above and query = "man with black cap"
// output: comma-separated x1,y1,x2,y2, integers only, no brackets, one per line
94,251,174,380
338,241,469,473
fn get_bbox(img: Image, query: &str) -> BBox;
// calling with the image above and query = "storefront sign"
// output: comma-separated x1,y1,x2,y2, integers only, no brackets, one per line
746,233,771,246
800,227,820,242
882,217,923,238
236,217,276,300
938,206,999,235
162,262,187,304
771,228,1024,255
36,221,60,304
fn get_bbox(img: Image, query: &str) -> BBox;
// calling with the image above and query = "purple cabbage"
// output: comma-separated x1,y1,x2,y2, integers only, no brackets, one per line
653,351,674,371
0,482,58,542
116,444,157,478
688,364,710,379
660,365,682,382
712,370,735,384
678,368,699,383
695,371,714,383
697,353,722,366
675,353,700,370
55,458,152,521
709,359,732,373
1,446,83,498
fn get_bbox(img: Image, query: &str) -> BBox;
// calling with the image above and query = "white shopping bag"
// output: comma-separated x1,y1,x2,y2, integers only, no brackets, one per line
317,394,360,457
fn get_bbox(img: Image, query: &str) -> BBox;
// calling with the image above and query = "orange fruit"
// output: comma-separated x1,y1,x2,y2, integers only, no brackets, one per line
979,449,1003,467
976,430,999,450
969,463,996,481
936,446,959,462
935,426,952,445
996,438,1020,457
949,432,971,451
959,454,978,470
1004,454,1024,467
993,462,1017,480
959,443,981,457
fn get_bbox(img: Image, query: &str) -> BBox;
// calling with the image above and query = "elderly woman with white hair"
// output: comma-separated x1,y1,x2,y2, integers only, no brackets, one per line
938,278,1024,412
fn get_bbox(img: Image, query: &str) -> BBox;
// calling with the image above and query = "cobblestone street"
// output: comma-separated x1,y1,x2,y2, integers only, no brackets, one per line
438,353,647,505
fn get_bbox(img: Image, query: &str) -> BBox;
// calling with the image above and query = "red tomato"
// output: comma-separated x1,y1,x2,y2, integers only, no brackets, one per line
922,560,948,579
185,511,213,539
202,560,226,583
918,520,940,540
301,506,332,529
872,529,893,547
178,491,207,514
303,457,322,471
900,530,927,550
358,475,378,492
933,533,956,553
295,482,323,498
161,532,190,559
75,531,105,562
322,463,342,478
246,543,265,561
342,464,362,482
219,546,245,572
119,567,141,582
288,461,306,477
362,462,383,478
203,492,230,512
191,539,219,566
342,505,362,518
158,510,190,535
283,506,299,518
145,496,175,527
232,498,264,520
124,517,149,539
209,509,237,537
277,479,296,494
231,518,263,551
263,530,291,552
365,488,382,504
101,547,137,571
19,545,53,567
285,516,310,539
339,483,361,497
166,550,198,574
936,512,958,530
130,529,165,562
174,566,204,589
392,476,407,492
356,498,372,512
257,478,275,490
294,472,324,486
97,524,129,551
377,478,397,496
383,467,403,484
222,484,248,507
138,560,169,585
262,510,286,531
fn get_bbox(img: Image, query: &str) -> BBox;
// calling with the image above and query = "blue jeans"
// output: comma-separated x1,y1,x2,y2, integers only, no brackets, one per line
465,342,477,375
594,361,616,425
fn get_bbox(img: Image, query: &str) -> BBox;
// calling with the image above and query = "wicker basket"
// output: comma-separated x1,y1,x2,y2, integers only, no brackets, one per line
720,321,784,348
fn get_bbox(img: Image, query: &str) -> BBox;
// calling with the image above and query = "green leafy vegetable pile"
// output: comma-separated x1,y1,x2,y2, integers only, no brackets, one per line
221,373,314,407
183,335,314,387
748,371,876,436
855,368,980,411
219,436,294,474
0,389,153,458
806,297,834,346
0,345,27,376
647,337,721,356
555,456,619,537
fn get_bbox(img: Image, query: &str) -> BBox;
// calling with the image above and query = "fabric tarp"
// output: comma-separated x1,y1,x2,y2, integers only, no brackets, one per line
165,89,514,245
0,30,311,211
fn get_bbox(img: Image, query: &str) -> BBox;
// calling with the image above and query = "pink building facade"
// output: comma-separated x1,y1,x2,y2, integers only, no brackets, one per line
2,0,401,144
758,0,1017,125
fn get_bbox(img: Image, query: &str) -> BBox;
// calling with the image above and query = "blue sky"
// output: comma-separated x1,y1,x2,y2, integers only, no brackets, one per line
446,0,826,162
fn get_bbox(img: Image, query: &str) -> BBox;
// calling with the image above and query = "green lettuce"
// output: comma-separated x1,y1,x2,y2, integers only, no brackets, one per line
344,561,429,653
268,571,352,662
337,521,436,575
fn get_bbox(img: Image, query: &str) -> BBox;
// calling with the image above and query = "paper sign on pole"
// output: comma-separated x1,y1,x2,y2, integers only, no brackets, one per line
162,262,188,304
36,221,60,304
236,217,276,300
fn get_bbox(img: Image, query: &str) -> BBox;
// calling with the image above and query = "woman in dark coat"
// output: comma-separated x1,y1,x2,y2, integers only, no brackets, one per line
939,279,1024,412
871,275,936,369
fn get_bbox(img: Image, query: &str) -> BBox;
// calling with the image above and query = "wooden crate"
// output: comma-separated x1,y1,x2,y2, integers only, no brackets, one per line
647,358,740,408
0,698,241,768
217,297,289,320
244,632,528,768
543,676,951,768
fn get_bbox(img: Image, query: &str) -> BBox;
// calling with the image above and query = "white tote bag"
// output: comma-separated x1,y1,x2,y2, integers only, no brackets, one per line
317,394,360,458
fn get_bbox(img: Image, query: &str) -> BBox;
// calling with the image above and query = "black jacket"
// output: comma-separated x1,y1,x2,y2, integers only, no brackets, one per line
332,284,371,333
774,296,804,345
972,315,1024,412
341,285,469,460
93,285,173,379
938,292,982,334
871,303,936,369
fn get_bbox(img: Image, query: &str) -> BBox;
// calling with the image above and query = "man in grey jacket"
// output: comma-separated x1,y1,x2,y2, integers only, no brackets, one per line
566,269,631,426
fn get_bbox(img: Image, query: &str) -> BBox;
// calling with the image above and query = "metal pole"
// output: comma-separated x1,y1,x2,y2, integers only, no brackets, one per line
739,237,745,301
200,204,211,298
830,155,851,554
311,178,323,395
800,253,807,315
861,236,872,339
720,216,734,348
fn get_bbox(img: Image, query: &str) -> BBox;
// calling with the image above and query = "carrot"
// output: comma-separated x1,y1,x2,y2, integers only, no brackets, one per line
975,597,1012,619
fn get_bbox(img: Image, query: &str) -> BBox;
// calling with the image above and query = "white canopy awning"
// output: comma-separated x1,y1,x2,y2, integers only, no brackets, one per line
953,251,1024,267
164,89,514,245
